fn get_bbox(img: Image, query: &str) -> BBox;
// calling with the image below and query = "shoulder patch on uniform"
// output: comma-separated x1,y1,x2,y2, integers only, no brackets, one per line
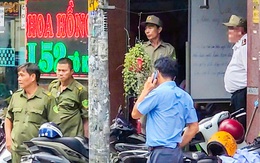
53,105,59,113
82,99,88,109
242,39,246,46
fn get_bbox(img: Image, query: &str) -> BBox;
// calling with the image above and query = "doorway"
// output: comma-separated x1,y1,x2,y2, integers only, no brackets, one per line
129,0,188,85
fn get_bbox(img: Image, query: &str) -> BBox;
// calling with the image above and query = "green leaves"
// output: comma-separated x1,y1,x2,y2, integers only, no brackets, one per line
122,43,151,97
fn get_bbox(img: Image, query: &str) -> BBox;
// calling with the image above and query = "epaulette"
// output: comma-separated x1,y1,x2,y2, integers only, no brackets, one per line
49,79,59,85
143,41,150,47
76,85,85,92
16,89,23,92
48,79,59,90
43,90,52,97
74,81,86,91
242,39,246,46
12,89,23,96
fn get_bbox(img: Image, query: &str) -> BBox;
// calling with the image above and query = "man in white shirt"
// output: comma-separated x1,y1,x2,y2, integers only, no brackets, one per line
223,15,247,112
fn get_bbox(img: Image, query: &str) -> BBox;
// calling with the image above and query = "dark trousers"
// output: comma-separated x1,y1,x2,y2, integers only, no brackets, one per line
231,87,247,129
231,87,247,111
147,147,183,163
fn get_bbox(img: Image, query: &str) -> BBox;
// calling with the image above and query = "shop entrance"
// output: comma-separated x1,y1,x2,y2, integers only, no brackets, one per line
0,1,26,109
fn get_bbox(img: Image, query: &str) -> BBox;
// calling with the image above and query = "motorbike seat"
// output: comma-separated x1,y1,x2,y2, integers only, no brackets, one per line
115,143,147,152
31,137,89,158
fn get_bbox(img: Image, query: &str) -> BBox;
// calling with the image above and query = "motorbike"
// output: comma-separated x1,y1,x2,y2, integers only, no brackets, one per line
110,106,146,148
189,108,248,153
110,106,147,162
20,131,89,163
14,121,89,163
109,106,220,163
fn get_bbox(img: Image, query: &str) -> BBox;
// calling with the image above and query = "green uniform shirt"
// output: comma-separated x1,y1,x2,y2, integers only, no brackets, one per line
5,87,54,153
48,79,88,137
143,40,176,67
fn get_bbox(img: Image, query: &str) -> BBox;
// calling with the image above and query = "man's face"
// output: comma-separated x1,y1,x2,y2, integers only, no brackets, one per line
56,63,74,82
18,68,35,89
227,26,245,43
145,24,161,41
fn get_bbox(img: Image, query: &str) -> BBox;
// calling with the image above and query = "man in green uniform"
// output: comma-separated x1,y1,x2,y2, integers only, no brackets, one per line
141,15,176,67
5,63,55,162
48,58,88,137
140,15,177,134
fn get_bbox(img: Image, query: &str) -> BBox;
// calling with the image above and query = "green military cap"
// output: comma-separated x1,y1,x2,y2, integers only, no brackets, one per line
141,15,163,27
223,15,246,28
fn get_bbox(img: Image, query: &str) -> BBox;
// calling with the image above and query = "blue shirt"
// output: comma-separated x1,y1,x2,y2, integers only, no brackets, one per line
137,81,198,148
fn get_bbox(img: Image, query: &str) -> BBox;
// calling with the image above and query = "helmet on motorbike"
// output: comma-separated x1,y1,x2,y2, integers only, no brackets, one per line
218,119,245,143
38,122,63,138
207,131,237,157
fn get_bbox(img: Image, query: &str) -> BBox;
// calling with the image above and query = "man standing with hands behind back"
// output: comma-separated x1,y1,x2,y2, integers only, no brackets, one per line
132,57,198,163
48,58,89,137
223,15,247,112
142,15,176,66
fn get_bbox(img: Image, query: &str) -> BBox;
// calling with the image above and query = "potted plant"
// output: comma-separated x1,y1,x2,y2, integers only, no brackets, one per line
122,42,151,98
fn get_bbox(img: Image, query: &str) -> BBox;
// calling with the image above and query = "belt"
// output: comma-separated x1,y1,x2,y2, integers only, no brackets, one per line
148,146,165,151
148,144,178,151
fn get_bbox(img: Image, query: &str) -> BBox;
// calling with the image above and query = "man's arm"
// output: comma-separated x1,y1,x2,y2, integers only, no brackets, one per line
179,122,199,148
131,89,149,119
131,74,157,119
5,118,13,152
83,118,89,138
78,85,89,138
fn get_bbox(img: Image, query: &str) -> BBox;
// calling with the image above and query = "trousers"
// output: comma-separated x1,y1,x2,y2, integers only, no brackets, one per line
147,146,183,163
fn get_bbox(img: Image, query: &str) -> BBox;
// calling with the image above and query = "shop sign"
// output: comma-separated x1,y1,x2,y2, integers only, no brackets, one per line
27,0,88,77
0,0,19,16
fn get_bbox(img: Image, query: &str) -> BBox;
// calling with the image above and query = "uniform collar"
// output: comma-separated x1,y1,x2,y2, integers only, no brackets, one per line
145,40,167,48
158,81,177,88
52,78,76,91
20,87,43,99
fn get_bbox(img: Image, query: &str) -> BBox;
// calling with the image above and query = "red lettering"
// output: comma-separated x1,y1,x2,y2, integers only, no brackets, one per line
75,13,88,38
37,14,45,38
27,14,37,38
85,14,88,37
44,14,54,38
66,14,75,38
56,13,67,38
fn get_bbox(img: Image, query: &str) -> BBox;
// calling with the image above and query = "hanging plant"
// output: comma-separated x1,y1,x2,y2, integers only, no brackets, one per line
122,43,151,97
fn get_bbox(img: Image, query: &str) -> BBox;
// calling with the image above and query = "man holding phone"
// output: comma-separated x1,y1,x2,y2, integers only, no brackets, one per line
152,71,158,82
132,57,198,163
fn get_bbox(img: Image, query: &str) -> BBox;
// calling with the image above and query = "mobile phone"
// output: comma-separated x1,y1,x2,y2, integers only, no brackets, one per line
152,71,158,82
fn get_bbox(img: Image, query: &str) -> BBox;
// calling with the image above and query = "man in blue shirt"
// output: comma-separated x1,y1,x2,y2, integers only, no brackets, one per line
132,57,199,163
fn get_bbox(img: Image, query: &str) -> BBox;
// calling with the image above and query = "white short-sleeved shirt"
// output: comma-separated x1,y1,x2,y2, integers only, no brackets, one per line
224,34,247,93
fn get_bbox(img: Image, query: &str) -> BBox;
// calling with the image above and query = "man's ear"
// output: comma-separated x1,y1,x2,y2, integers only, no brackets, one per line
31,74,36,82
158,27,162,33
